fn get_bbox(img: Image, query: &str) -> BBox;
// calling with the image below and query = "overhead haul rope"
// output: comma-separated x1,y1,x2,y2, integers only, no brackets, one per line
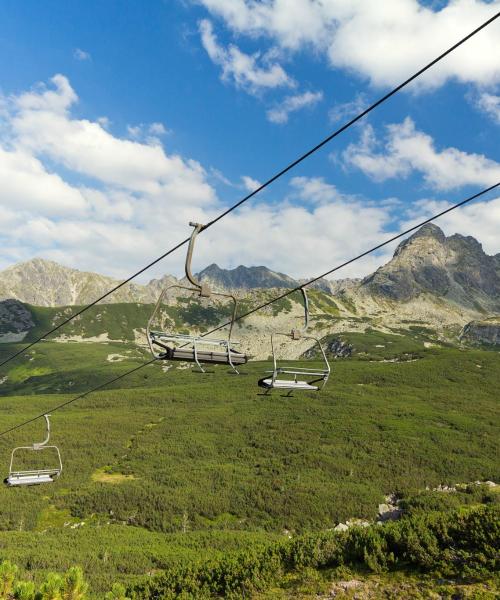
0,181,497,438
0,11,498,371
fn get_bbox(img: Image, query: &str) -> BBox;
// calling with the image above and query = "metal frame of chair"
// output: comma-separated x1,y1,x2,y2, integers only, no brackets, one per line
147,222,247,373
258,288,330,393
5,415,62,487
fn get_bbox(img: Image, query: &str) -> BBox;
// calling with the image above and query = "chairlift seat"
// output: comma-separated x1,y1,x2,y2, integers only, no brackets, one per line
146,223,247,375
151,335,247,365
258,288,331,393
258,378,319,391
6,470,59,487
166,347,247,365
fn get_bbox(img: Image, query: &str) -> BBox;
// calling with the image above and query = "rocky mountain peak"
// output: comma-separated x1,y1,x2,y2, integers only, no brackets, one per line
393,223,446,258
362,224,500,312
197,263,297,290
409,222,445,241
447,233,485,256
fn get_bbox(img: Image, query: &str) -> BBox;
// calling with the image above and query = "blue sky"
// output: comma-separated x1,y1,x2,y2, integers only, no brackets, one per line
0,0,499,280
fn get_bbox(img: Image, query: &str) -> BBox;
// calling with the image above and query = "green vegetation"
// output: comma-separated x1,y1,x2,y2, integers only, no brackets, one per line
318,327,441,361
0,327,498,596
131,501,499,598
308,291,340,317
0,497,498,598
25,304,154,344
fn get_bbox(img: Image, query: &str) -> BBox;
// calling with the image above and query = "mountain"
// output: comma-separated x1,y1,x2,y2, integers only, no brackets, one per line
0,225,499,324
197,264,356,295
0,258,171,307
360,224,500,313
197,264,297,290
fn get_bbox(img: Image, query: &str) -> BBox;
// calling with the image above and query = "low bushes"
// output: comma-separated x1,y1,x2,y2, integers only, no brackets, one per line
130,504,499,598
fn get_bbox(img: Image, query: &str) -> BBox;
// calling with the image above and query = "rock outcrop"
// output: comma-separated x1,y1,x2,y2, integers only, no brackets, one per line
460,318,500,346
0,299,34,341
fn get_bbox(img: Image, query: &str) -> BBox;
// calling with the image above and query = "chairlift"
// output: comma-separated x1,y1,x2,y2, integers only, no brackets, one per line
147,222,248,373
5,414,62,487
258,288,330,393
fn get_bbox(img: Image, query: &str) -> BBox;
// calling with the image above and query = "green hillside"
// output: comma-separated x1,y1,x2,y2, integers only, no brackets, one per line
0,333,498,596
24,303,155,342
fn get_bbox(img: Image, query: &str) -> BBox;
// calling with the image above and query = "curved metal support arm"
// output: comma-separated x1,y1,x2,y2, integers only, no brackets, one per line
186,222,211,297
291,287,309,338
33,415,51,449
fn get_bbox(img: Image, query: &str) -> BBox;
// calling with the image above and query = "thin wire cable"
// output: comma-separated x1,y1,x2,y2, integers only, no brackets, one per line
0,359,158,438
0,11,497,371
204,183,500,336
0,181,497,439
202,12,500,231
0,239,191,369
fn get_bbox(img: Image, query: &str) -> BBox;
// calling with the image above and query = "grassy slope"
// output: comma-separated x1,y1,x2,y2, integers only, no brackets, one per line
0,332,498,594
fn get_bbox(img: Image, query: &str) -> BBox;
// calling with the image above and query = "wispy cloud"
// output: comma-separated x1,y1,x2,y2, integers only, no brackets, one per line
73,48,91,61
329,93,367,124
127,121,169,141
342,117,500,190
241,175,261,191
199,19,294,95
474,91,500,125
266,90,323,124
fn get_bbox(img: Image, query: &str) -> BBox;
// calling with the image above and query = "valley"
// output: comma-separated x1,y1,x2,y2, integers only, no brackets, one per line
0,224,498,597
0,335,498,596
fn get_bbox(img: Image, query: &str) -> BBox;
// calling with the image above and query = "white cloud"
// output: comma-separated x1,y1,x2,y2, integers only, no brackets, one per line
149,122,168,135
343,117,500,190
73,48,91,61
0,75,404,280
97,116,111,129
474,91,500,124
15,73,77,114
266,90,323,124
128,122,169,139
10,76,215,204
241,175,261,191
196,177,398,279
328,93,367,124
2,74,497,284
199,19,294,94
290,176,342,204
198,0,500,90
0,146,88,216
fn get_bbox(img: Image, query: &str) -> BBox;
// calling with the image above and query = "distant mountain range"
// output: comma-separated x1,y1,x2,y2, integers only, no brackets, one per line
0,223,499,350
0,257,338,307
1,223,499,313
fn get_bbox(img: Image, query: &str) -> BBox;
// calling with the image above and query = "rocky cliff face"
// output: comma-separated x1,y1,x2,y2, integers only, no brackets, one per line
0,299,34,341
360,224,500,313
460,318,500,346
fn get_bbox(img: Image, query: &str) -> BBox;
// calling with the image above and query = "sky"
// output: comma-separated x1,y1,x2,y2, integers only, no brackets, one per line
0,0,499,282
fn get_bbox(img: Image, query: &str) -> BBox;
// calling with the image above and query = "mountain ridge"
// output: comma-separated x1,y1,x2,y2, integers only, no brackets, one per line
360,223,500,313
1,225,499,321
